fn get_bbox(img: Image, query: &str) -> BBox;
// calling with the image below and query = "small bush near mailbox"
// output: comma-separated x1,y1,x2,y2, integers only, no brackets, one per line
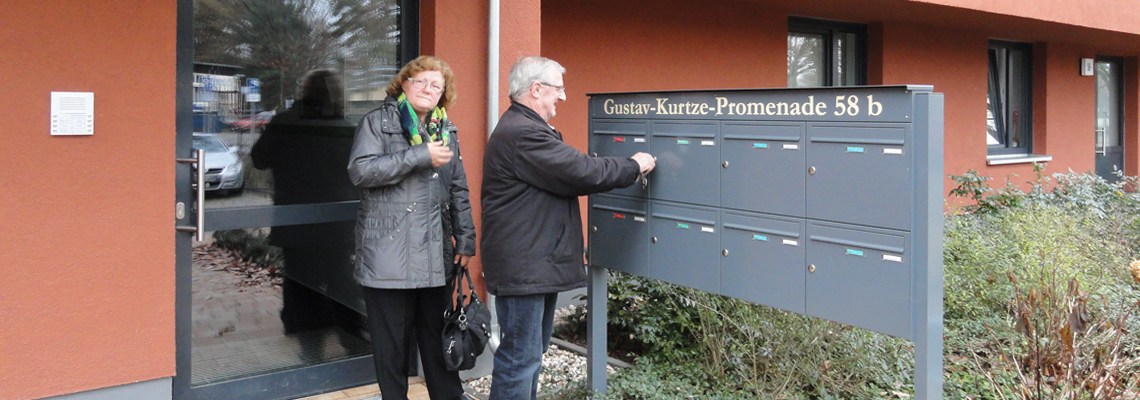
555,166,1140,399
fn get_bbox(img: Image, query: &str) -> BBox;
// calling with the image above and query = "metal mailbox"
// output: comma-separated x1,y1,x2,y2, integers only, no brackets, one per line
649,201,719,293
806,123,912,230
719,210,805,313
591,120,651,198
586,86,943,399
720,121,806,216
588,194,650,277
806,221,911,339
649,121,719,207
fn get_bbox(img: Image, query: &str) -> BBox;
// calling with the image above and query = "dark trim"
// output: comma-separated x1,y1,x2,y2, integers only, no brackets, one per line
188,357,376,400
204,201,359,232
173,0,194,397
400,0,420,65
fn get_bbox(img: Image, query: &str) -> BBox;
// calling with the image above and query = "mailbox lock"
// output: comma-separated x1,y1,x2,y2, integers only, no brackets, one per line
651,237,658,244
722,161,729,169
722,249,729,257
808,264,816,273
591,226,598,233
808,166,816,175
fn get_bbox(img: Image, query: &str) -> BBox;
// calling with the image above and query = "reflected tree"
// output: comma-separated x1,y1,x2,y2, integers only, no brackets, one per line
787,33,822,88
193,0,401,112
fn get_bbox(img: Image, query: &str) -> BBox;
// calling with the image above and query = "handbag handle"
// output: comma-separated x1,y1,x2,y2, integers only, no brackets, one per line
447,264,479,309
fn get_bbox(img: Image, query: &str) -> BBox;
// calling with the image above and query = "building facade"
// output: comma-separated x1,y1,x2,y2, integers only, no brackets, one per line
2,0,1139,399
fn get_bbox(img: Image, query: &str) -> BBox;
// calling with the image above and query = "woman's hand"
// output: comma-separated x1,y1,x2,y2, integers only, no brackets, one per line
427,141,454,167
454,254,472,267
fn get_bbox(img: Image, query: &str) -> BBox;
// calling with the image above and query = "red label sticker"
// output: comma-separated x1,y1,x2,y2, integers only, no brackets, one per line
613,213,625,219
614,137,625,142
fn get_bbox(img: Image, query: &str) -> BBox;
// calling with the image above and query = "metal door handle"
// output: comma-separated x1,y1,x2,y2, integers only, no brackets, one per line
722,161,729,169
651,237,658,243
176,149,206,241
808,264,816,273
808,166,816,175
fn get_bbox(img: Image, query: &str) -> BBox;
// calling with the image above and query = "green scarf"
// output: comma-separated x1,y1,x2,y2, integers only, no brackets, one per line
397,93,449,146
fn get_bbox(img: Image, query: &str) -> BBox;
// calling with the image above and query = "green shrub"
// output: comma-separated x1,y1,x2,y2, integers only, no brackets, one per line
572,166,1140,399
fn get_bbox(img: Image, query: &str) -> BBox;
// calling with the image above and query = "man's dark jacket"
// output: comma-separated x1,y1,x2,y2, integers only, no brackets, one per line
481,101,640,296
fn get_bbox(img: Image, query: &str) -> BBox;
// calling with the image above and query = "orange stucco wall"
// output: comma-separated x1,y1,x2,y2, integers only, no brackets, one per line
0,2,176,399
542,0,787,168
913,0,1140,36
421,0,495,295
541,1,1137,208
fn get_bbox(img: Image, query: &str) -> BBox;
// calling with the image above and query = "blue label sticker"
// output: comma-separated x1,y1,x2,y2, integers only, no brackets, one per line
846,249,865,256
677,139,690,145
754,143,768,148
846,146,865,153
677,223,690,229
752,234,768,241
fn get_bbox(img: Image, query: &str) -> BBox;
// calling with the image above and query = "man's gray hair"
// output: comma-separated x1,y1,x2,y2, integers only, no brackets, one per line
508,56,565,101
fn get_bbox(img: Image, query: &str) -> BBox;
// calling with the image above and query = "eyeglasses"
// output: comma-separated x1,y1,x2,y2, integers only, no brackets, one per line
538,82,565,92
406,78,444,94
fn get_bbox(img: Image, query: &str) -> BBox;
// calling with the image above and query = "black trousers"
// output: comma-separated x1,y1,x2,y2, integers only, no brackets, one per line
363,285,463,400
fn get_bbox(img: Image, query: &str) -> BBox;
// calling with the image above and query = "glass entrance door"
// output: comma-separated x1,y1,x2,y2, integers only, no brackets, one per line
1095,57,1124,183
175,0,417,398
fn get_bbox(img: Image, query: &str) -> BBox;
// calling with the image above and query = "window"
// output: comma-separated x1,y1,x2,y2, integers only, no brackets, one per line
787,17,866,87
986,40,1033,155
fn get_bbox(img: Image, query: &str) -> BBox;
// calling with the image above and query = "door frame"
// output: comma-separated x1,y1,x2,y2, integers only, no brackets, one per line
173,0,419,398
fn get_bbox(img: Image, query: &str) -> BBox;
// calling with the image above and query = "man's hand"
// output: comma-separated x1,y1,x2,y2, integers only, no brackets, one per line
631,152,656,173
427,141,454,167
454,254,472,267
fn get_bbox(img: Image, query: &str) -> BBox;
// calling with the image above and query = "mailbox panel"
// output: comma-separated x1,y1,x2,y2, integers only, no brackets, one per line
720,210,805,313
649,201,719,292
805,222,911,339
721,122,805,216
806,123,913,230
588,195,650,276
649,121,719,207
591,120,650,198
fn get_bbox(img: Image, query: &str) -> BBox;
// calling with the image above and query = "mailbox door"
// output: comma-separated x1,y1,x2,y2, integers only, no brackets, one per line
590,119,650,198
805,123,912,230
805,221,911,340
588,194,650,276
649,201,719,293
720,122,805,216
720,210,805,313
649,121,719,207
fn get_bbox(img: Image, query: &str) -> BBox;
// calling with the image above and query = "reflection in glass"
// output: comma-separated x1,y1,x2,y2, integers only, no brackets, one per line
1096,60,1121,148
189,0,402,388
193,0,401,210
986,43,1031,151
191,228,368,386
788,33,824,87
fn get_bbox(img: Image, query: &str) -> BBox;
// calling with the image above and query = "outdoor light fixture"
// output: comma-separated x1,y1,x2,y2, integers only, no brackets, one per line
1081,58,1095,76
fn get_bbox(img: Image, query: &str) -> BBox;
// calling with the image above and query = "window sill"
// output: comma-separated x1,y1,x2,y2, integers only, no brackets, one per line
986,154,1053,166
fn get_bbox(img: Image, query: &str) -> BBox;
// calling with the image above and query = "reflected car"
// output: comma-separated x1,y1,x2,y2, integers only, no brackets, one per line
192,133,245,195
229,110,275,132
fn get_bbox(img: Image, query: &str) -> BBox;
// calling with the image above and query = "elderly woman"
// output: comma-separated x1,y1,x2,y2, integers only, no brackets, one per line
348,56,475,400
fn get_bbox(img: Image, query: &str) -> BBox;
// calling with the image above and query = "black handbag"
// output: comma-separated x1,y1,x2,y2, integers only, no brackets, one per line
442,265,492,371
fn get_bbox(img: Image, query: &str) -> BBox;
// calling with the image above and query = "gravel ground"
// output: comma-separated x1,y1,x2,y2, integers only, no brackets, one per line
464,342,617,397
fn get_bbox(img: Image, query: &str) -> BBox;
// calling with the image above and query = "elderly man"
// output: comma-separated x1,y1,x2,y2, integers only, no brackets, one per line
480,56,655,399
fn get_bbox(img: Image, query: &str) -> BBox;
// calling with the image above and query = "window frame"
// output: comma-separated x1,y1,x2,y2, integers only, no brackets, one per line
787,17,867,87
986,39,1034,156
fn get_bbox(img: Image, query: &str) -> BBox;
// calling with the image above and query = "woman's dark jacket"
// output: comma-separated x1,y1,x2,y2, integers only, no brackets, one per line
347,96,476,289
481,101,640,296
